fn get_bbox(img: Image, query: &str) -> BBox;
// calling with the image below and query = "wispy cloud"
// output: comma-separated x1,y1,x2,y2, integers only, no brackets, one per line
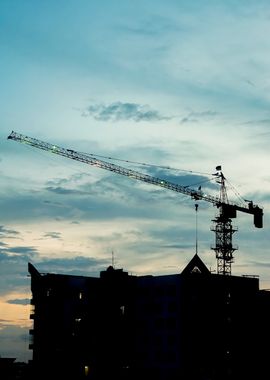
241,119,270,126
248,260,270,268
45,186,87,195
180,110,218,124
33,256,110,276
0,325,31,361
145,167,217,192
0,225,20,238
243,78,256,87
0,245,110,295
0,249,34,295
82,101,171,122
6,298,30,305
0,245,38,258
43,232,62,240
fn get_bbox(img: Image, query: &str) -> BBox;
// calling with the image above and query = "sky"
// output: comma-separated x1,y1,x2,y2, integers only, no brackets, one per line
1,0,270,362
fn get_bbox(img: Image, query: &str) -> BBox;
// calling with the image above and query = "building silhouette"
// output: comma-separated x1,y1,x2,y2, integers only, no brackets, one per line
28,255,270,380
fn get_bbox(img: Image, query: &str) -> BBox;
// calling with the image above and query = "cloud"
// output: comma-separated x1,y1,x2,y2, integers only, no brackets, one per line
0,246,38,258
248,260,270,268
6,298,30,305
161,243,194,249
144,167,218,192
46,172,88,187
1,140,215,225
180,110,218,124
243,78,256,87
180,117,198,124
0,244,110,296
118,13,182,37
82,101,171,122
42,232,62,240
0,225,20,238
241,119,270,126
45,186,87,195
0,325,31,362
0,244,38,295
0,318,15,326
31,256,110,276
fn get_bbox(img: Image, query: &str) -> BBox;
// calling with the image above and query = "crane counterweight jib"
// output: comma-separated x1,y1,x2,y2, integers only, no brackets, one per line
253,206,263,228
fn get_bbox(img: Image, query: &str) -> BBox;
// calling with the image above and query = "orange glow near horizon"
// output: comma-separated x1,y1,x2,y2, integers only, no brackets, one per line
0,292,32,329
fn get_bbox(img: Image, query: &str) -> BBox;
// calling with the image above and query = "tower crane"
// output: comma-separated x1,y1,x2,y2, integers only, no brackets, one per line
7,131,263,275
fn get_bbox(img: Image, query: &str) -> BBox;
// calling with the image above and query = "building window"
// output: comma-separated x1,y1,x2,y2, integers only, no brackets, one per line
84,365,89,376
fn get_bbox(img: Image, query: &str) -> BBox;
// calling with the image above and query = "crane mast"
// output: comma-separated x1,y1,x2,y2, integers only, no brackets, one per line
211,172,238,275
7,131,263,275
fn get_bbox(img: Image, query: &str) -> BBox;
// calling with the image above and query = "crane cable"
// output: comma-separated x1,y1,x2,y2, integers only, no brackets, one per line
17,139,220,193
11,132,245,204
80,151,213,177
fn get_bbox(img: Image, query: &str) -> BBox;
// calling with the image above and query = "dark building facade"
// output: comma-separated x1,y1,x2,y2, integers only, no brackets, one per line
28,255,270,380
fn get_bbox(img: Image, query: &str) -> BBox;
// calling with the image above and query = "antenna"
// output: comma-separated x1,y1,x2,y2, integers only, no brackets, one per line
112,250,115,268
195,203,199,254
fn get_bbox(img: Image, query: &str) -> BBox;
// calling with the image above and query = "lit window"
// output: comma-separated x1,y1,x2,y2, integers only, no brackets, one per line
79,292,83,299
84,365,89,376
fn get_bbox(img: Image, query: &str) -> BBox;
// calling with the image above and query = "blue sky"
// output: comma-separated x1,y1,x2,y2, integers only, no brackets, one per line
1,0,270,361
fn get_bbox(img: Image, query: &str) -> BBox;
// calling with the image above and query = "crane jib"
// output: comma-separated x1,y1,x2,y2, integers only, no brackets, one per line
7,130,264,275
7,130,263,230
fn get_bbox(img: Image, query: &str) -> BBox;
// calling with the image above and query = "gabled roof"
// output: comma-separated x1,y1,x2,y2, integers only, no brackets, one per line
181,253,211,276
